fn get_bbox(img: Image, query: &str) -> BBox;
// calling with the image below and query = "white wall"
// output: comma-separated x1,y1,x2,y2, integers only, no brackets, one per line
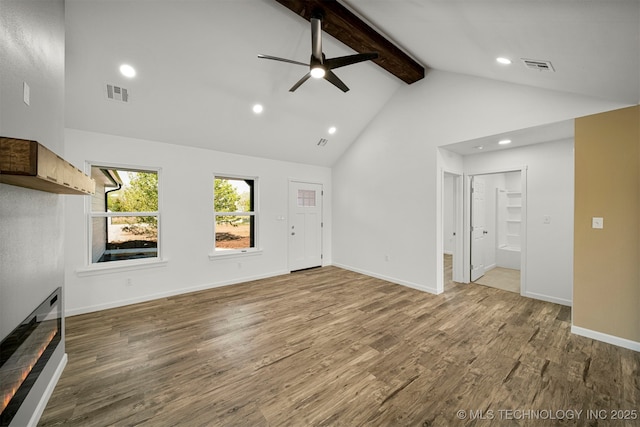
0,1,67,425
333,69,625,294
64,129,331,315
463,139,574,305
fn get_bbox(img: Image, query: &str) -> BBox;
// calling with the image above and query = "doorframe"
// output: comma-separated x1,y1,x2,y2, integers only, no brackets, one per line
437,168,464,293
462,166,528,295
287,179,324,271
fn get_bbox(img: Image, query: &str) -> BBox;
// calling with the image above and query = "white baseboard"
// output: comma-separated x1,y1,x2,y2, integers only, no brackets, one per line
331,263,440,294
571,325,640,352
66,270,289,317
522,290,572,307
28,353,67,427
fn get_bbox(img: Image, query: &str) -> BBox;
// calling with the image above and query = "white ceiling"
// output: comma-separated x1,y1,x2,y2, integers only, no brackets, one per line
442,119,574,156
65,0,640,167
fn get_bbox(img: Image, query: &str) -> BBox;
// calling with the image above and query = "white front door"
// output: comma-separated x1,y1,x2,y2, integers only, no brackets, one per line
289,181,323,271
471,176,487,281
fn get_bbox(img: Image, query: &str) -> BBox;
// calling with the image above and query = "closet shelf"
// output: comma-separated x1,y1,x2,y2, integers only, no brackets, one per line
507,205,522,208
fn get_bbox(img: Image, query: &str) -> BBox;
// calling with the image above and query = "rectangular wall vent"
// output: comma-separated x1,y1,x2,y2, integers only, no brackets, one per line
317,138,328,147
105,84,129,102
521,59,555,72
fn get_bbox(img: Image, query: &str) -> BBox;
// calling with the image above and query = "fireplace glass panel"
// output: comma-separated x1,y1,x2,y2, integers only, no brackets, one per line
0,287,62,426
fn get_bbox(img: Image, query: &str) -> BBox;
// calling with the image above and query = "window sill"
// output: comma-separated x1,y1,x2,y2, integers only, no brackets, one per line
76,258,169,276
208,249,263,261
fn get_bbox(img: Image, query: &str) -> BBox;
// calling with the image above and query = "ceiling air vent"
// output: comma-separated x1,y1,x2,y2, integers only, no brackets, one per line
317,138,328,147
521,59,555,72
105,84,130,102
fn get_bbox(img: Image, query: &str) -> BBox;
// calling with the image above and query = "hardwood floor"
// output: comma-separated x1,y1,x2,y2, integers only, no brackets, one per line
40,267,639,426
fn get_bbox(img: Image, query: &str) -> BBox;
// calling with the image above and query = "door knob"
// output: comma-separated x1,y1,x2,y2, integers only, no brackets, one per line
483,230,488,235
291,232,295,236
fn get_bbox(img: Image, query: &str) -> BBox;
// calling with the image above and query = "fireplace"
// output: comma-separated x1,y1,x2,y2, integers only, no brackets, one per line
0,288,62,426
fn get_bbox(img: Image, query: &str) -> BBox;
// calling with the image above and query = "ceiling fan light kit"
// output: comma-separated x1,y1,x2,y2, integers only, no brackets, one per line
259,13,378,92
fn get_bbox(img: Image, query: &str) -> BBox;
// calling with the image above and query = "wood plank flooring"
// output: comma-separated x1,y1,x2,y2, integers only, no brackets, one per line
39,266,639,426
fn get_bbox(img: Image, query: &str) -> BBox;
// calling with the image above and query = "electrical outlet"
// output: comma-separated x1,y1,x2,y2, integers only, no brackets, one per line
543,215,551,224
592,217,604,229
126,278,133,286
385,255,390,262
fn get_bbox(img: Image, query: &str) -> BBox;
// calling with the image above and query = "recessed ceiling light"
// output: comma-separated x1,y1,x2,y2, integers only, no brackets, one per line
496,57,512,65
252,104,263,114
498,139,512,145
310,66,326,79
328,126,337,135
119,64,136,78
475,145,484,150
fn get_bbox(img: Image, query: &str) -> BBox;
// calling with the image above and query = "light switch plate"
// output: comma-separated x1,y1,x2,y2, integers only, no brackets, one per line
23,82,30,106
592,217,603,229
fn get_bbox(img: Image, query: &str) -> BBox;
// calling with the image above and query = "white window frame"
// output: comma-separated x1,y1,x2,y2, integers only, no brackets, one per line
82,162,164,272
210,174,260,259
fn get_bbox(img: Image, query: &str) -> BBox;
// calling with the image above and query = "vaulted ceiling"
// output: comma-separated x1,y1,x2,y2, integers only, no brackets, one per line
65,0,640,166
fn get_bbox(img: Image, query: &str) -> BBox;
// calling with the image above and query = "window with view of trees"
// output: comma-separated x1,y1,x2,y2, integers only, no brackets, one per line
214,176,256,252
89,165,160,264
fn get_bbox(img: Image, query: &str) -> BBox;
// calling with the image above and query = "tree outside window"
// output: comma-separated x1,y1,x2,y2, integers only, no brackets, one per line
90,166,159,263
214,177,256,251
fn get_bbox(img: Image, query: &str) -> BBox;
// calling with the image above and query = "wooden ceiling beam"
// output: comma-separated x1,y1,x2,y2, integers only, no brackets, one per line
274,0,425,84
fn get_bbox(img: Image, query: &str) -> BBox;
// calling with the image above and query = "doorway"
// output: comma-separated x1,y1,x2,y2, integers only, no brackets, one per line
466,170,525,294
288,181,323,271
442,172,463,289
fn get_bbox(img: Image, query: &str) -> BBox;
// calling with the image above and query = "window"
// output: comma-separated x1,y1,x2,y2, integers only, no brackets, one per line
297,189,316,207
214,176,256,253
89,165,160,264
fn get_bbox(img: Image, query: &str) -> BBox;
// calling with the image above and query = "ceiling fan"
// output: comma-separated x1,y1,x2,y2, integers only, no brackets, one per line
258,13,379,92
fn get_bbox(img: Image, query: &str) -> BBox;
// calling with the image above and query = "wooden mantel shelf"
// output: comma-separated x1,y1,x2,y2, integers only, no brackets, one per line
0,137,95,195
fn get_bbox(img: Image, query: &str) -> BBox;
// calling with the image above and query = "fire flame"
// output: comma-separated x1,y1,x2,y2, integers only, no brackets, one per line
1,329,57,414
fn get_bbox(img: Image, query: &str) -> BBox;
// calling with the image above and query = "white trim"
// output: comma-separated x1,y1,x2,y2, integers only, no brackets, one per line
28,353,67,427
332,262,441,295
208,248,263,260
65,270,288,317
76,258,168,276
571,325,640,352
522,290,571,307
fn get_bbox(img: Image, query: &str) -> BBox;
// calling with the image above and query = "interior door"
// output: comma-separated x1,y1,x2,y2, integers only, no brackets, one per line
289,181,323,271
470,176,487,281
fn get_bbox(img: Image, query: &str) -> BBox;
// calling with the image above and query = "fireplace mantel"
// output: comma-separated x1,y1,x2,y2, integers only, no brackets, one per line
0,137,95,195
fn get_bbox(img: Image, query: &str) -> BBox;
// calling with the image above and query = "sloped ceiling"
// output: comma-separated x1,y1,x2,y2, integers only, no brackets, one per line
65,0,640,167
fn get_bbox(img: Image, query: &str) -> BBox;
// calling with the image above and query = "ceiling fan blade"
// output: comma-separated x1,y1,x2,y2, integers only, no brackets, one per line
324,70,349,93
258,54,309,67
289,72,312,92
310,17,323,62
324,52,379,70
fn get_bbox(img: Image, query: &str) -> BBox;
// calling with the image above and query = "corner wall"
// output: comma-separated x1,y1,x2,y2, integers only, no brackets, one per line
574,105,640,347
0,1,67,425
